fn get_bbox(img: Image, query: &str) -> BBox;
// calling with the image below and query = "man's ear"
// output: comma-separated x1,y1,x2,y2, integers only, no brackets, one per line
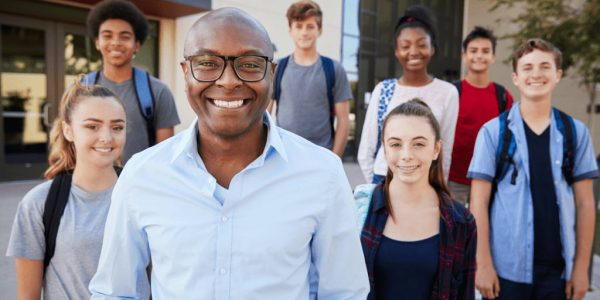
556,68,563,82
95,38,100,50
180,61,188,75
511,72,519,87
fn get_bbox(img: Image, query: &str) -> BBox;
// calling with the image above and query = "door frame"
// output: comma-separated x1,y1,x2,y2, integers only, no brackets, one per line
0,13,58,181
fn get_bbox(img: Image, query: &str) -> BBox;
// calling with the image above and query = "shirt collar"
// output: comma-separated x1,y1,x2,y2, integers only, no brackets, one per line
170,112,288,164
372,184,387,212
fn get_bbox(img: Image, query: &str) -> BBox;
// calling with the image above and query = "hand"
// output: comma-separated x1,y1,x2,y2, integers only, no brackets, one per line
565,267,589,300
476,262,500,299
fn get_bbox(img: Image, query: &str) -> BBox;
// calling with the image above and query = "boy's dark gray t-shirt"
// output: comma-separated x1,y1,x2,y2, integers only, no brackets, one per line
275,56,352,149
98,74,180,162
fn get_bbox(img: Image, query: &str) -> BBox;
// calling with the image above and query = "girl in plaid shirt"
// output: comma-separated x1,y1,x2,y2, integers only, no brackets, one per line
357,99,477,299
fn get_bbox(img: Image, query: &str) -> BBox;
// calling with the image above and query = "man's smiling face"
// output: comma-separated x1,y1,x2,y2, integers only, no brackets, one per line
181,15,275,140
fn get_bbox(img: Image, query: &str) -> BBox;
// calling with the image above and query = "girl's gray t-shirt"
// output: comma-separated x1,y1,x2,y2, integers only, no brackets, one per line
6,180,149,299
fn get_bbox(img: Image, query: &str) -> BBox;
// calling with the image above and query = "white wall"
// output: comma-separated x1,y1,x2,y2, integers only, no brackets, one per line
464,0,600,155
160,0,343,132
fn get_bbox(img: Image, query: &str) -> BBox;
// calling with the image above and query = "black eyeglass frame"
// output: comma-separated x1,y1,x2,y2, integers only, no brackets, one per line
183,54,273,83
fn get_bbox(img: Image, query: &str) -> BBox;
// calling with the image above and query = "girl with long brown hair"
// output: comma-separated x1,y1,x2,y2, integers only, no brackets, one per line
6,80,135,299
356,99,476,299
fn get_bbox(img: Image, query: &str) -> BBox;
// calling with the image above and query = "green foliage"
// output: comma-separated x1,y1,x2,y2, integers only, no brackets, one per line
490,0,599,85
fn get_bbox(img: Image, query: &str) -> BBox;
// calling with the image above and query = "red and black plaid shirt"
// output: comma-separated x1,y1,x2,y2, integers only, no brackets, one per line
360,184,477,300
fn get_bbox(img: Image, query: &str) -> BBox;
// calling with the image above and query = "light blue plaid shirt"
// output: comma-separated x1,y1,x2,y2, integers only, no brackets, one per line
468,103,599,283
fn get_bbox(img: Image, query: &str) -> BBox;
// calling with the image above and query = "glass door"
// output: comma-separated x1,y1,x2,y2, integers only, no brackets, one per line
57,24,102,96
0,14,57,181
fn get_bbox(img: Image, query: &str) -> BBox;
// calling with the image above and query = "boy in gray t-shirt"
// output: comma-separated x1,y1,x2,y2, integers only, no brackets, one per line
87,0,180,162
273,1,352,156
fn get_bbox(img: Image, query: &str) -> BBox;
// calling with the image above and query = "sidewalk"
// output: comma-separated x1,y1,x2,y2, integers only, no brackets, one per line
0,163,599,299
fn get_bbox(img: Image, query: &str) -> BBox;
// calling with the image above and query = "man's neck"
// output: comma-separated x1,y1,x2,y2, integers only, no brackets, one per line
464,71,491,88
102,63,133,83
197,123,268,188
293,48,319,66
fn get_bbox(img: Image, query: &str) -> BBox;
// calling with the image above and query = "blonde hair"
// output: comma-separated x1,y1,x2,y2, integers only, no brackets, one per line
44,76,123,179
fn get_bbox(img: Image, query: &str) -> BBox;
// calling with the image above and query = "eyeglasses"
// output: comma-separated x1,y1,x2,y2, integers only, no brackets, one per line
184,54,272,82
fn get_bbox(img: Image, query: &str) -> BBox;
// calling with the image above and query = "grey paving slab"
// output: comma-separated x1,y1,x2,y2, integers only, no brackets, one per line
0,180,42,300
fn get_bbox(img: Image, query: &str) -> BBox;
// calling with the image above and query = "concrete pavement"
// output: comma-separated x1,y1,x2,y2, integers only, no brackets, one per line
1,163,599,299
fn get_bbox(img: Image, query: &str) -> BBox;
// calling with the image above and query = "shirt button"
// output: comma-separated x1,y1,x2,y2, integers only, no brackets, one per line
221,216,228,222
555,160,561,165
219,268,226,275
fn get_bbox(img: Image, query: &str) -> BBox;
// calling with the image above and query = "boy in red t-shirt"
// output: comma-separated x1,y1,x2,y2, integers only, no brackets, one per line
448,27,514,204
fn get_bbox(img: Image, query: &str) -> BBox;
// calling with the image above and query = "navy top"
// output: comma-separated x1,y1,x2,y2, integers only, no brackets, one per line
374,234,440,299
524,122,564,267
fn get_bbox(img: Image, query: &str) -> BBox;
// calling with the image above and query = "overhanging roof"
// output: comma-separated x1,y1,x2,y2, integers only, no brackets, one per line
48,0,210,18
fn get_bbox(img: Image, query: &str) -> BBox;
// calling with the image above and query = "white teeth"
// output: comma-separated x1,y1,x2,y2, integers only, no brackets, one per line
398,165,419,171
94,147,112,153
213,99,244,109
529,82,544,86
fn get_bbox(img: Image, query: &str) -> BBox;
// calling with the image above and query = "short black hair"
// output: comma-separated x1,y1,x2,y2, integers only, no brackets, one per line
462,26,497,53
394,5,437,50
87,0,148,44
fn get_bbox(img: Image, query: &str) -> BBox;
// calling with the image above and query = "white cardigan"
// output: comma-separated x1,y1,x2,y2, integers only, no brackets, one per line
357,78,459,183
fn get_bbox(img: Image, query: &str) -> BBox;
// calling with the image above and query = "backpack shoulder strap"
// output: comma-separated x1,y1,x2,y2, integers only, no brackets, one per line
495,111,518,184
553,108,577,185
42,172,72,276
493,82,508,114
489,111,518,212
272,55,290,103
81,71,100,85
452,80,462,99
132,67,156,146
114,166,123,176
320,56,336,111
374,79,397,158
320,56,337,139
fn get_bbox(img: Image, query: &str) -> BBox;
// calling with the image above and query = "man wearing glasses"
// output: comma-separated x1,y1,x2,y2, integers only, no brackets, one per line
89,7,369,299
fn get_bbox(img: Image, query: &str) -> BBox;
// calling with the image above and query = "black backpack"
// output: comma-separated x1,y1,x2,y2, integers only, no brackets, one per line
42,167,122,275
452,80,509,114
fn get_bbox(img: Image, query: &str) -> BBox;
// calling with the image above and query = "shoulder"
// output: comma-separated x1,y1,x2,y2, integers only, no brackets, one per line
277,126,343,169
432,78,459,92
148,75,172,94
481,114,502,134
442,197,475,227
326,57,345,71
18,180,53,213
428,79,459,102
126,129,184,171
570,116,590,137
492,81,509,91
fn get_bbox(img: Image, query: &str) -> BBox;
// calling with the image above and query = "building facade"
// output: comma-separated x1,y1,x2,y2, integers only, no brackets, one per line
0,0,597,181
